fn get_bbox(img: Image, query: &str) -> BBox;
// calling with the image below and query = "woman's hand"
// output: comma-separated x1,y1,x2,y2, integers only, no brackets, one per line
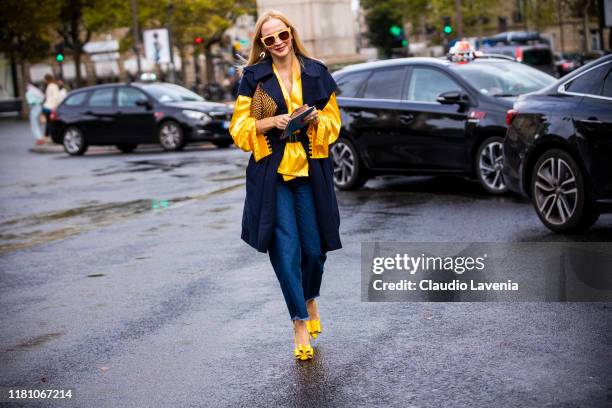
273,114,291,130
304,106,319,126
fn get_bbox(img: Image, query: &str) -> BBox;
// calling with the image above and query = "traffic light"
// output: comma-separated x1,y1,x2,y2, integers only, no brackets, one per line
54,43,65,62
194,36,203,45
389,25,402,37
389,24,407,48
443,16,453,35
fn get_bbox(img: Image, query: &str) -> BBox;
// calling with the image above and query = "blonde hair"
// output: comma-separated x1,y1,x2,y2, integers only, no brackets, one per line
244,10,311,68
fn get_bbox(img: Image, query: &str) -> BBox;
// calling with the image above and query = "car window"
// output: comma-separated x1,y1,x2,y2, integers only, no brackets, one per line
336,71,370,98
141,83,204,102
63,92,87,106
599,67,612,98
451,61,555,96
565,63,609,95
406,67,462,102
88,88,114,107
362,67,405,100
118,87,147,107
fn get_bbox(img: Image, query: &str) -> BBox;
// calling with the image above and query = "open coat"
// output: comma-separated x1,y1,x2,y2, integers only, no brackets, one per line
231,55,342,253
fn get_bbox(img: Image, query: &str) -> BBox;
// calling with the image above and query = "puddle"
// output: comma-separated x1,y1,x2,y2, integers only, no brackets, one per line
92,157,228,176
209,206,231,213
0,182,244,256
12,332,64,350
209,174,244,182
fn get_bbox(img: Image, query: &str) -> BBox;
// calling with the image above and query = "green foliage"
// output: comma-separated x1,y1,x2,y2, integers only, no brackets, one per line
0,0,56,62
129,0,255,50
361,0,405,58
362,0,504,53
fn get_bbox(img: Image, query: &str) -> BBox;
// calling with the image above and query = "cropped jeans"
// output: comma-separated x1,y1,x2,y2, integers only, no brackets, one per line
268,174,327,321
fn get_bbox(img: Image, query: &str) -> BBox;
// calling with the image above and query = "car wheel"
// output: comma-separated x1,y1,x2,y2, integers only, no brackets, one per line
531,149,599,232
158,121,185,151
116,143,137,153
476,136,508,195
330,137,367,190
213,140,232,148
62,126,88,156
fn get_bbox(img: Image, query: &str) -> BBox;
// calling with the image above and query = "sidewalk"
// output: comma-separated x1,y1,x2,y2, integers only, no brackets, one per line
28,138,64,154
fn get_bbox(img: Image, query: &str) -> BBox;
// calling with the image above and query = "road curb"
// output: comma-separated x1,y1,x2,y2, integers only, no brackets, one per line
29,144,64,154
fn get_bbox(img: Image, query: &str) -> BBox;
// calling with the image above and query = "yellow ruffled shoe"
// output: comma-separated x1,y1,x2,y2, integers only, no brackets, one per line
294,343,314,360
306,319,322,339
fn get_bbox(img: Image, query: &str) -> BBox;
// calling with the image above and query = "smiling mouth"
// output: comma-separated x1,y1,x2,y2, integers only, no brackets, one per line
273,44,287,52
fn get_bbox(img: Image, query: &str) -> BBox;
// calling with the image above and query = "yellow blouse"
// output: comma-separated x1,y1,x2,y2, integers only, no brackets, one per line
229,57,341,181
274,57,308,181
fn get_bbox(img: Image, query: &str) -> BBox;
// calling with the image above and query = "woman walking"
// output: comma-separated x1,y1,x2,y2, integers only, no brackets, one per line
229,10,342,361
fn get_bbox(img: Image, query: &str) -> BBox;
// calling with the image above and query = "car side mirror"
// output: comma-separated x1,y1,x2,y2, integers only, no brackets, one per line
135,99,151,109
436,91,470,107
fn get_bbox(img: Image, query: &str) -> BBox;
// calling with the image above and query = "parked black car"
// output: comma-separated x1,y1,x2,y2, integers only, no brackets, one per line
331,55,556,193
503,54,612,232
50,82,234,155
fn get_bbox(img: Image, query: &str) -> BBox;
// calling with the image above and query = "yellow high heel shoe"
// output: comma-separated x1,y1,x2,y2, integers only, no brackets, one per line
306,319,322,339
294,343,314,360
293,330,314,360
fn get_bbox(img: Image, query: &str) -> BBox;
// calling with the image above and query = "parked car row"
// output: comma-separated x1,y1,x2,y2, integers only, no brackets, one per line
49,48,610,234
50,82,234,155
330,47,612,233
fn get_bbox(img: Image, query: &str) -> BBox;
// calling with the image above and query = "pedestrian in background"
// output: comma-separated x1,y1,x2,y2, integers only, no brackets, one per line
25,83,45,145
57,79,68,102
42,74,61,143
229,10,342,361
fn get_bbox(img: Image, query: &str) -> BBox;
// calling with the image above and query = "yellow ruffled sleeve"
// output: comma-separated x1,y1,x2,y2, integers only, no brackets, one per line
229,95,272,162
307,92,341,158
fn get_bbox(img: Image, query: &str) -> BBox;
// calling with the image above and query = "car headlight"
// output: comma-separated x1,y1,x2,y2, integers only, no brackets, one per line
182,110,211,123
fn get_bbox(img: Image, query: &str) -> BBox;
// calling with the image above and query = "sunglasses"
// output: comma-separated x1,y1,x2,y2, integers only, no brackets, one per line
260,28,292,47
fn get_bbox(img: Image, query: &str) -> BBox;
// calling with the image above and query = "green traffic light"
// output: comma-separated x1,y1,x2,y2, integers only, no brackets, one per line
389,25,402,37
402,39,408,47
56,54,64,62
444,25,453,35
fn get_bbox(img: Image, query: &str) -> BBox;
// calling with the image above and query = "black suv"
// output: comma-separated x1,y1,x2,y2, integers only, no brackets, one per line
331,55,556,193
50,82,233,155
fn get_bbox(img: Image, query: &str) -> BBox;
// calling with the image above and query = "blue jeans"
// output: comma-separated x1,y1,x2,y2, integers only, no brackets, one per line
268,175,327,320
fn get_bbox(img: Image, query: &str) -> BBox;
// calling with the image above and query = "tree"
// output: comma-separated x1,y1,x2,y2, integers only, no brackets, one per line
132,0,255,84
362,0,505,54
55,0,128,87
0,0,56,114
360,0,407,58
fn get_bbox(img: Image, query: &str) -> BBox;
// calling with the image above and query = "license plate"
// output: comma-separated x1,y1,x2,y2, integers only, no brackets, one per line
222,121,230,129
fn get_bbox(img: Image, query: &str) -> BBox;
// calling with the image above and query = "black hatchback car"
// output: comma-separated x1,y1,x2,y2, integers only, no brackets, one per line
50,82,234,155
331,55,556,193
503,55,612,232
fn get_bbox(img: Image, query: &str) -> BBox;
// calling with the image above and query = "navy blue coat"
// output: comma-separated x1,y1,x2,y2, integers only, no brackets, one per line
236,55,342,254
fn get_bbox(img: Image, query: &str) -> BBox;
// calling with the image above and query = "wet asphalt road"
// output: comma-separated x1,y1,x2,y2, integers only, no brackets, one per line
0,118,611,408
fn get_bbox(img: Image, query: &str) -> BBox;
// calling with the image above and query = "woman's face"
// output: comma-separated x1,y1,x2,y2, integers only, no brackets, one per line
260,18,293,59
